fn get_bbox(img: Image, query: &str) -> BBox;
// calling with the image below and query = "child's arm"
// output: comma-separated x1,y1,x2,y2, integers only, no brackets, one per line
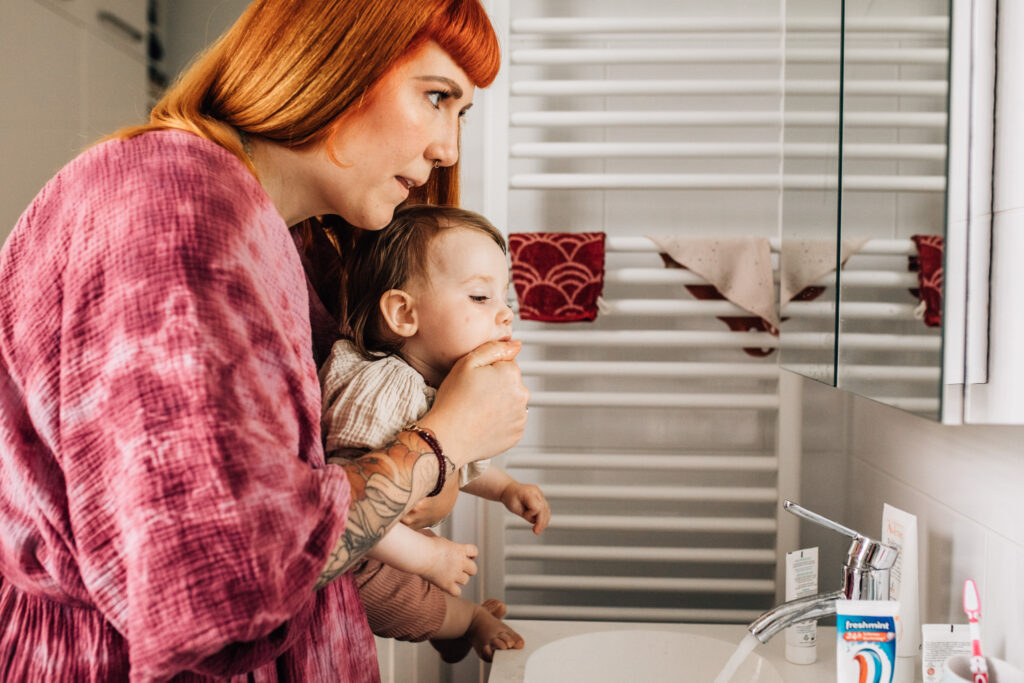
461,467,551,535
366,523,478,596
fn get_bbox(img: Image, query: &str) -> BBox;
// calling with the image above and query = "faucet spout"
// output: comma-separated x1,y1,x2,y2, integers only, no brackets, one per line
747,589,845,644
751,503,898,645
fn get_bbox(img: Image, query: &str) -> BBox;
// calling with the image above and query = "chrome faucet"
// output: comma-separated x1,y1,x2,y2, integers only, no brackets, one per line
747,500,900,644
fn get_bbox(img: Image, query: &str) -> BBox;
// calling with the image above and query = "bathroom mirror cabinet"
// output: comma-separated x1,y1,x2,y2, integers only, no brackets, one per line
779,0,1024,425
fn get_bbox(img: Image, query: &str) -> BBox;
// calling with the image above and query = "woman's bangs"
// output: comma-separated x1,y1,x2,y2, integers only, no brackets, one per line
423,1,500,87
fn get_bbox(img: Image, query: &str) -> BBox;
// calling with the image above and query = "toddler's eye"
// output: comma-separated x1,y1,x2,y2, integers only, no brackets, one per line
470,295,489,302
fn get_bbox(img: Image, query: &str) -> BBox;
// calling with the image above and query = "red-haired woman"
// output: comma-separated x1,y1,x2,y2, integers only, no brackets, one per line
0,1,528,680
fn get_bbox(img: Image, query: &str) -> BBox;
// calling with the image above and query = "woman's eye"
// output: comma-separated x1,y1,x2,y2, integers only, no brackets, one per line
427,90,451,108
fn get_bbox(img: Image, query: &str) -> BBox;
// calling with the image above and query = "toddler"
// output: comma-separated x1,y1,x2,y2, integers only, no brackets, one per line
319,205,550,662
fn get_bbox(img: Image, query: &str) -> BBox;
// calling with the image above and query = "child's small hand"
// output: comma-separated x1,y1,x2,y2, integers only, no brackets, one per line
418,529,478,597
500,481,551,534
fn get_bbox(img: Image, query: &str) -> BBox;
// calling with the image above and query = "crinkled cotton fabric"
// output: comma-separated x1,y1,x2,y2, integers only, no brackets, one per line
0,130,378,681
319,339,489,486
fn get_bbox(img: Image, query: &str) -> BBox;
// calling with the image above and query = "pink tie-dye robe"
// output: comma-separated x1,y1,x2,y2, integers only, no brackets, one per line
0,130,378,681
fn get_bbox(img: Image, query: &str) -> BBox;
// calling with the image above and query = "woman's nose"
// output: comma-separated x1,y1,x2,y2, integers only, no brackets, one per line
428,116,460,168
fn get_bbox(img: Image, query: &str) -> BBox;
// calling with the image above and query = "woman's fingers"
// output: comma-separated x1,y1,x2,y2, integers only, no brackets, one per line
423,339,530,466
460,339,522,368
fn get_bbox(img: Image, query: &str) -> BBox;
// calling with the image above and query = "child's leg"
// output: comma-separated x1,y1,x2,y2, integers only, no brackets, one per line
430,595,524,663
354,559,447,641
355,558,523,661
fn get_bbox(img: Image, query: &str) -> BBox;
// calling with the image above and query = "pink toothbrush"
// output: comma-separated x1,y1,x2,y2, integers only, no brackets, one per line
963,579,989,683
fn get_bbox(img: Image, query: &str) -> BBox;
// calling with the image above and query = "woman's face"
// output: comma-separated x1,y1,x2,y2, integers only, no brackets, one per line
314,42,475,230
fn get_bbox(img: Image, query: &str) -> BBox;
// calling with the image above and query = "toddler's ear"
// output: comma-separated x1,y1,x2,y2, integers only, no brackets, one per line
379,289,418,338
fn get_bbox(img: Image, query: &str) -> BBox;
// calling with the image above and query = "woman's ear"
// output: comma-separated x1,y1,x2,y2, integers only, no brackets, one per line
379,289,418,338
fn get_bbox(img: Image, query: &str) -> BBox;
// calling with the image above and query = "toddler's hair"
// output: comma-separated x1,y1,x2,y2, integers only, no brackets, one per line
345,205,507,360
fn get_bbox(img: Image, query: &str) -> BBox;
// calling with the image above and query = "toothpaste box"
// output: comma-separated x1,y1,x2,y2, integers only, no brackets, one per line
836,600,899,683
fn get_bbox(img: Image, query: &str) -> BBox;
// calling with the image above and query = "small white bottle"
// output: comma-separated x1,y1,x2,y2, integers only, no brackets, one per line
785,547,819,664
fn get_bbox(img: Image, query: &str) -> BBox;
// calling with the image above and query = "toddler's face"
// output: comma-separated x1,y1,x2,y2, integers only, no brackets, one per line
401,226,513,384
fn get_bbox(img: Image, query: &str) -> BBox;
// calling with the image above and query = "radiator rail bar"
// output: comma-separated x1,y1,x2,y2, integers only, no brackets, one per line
504,544,777,564
510,16,948,35
536,484,778,503
505,604,766,623
504,452,778,471
504,515,777,533
504,574,776,594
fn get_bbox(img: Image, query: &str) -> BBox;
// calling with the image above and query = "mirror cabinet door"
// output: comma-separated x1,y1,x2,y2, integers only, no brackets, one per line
777,0,843,385
834,0,949,421
780,0,951,423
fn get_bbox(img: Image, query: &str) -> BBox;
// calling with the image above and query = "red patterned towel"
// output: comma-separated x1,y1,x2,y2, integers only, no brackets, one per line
909,234,943,327
509,232,606,322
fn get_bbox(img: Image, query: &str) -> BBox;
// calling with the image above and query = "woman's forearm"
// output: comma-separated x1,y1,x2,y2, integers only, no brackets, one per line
315,431,454,589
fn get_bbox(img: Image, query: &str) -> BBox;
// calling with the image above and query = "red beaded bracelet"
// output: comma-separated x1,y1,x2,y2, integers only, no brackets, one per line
404,424,447,497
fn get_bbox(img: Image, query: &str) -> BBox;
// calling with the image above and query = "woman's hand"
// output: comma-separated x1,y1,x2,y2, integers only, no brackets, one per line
419,340,528,469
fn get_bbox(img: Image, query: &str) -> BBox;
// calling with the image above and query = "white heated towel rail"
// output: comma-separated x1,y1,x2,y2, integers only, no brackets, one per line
487,229,788,623
509,16,948,35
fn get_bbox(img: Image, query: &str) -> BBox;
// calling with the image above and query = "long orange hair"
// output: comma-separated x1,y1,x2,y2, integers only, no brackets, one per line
113,0,500,325
114,0,499,207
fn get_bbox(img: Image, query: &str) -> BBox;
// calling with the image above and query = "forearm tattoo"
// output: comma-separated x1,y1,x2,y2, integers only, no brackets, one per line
315,434,456,590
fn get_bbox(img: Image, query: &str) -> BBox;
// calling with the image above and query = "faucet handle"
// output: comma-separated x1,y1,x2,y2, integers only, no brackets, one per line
783,500,899,574
783,500,859,538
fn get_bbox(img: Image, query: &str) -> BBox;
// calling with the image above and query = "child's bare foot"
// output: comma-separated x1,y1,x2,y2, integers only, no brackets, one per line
430,599,524,663
470,599,525,662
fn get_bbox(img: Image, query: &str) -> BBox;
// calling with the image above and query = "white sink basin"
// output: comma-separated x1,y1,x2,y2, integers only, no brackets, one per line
522,629,783,683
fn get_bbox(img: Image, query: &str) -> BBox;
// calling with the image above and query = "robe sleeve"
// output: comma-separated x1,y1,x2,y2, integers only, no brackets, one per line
55,135,351,680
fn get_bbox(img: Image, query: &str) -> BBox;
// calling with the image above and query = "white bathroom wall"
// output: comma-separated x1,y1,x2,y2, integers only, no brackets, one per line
798,374,1024,668
785,374,852,580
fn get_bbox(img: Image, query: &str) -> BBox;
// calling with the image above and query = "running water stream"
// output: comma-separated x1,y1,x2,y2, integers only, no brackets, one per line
713,633,760,683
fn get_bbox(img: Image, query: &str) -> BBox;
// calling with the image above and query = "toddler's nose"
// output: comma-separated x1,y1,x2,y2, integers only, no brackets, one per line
498,303,514,327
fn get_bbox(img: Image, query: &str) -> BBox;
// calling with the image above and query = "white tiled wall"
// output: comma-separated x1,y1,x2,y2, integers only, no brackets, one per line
799,375,1024,668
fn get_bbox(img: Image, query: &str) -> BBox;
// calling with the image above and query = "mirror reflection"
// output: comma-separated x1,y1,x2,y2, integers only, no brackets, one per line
780,0,949,421
778,0,843,385
836,0,947,420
